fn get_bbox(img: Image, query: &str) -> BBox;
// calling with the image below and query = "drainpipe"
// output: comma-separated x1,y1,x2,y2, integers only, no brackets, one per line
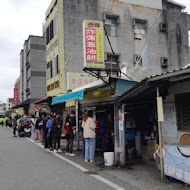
156,87,164,180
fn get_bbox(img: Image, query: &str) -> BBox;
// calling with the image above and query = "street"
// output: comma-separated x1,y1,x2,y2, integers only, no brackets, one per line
0,126,128,190
1,126,189,190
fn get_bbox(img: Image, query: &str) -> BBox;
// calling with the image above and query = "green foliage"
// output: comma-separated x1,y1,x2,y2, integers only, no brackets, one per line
5,110,13,116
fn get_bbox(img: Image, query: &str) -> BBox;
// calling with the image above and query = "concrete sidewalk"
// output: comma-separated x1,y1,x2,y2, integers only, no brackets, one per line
16,130,190,190
56,139,189,190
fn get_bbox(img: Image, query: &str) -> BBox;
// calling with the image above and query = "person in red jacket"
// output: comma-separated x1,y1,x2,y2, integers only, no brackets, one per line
64,114,75,156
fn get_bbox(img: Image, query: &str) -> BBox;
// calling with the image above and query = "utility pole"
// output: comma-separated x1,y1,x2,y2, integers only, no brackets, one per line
156,87,164,180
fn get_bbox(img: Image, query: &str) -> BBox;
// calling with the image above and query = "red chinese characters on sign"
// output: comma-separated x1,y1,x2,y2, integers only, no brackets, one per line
71,78,96,86
14,88,19,103
85,28,97,62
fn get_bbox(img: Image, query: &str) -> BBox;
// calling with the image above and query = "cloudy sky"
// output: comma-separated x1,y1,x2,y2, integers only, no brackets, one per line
0,0,190,103
0,0,51,103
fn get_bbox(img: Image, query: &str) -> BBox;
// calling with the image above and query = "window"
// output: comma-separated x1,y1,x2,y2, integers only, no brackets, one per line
51,83,55,90
133,18,147,40
50,20,54,40
104,15,119,37
176,93,190,131
47,85,51,92
188,30,190,47
55,81,59,88
46,20,54,45
46,26,50,44
105,53,119,70
50,61,53,78
56,55,59,75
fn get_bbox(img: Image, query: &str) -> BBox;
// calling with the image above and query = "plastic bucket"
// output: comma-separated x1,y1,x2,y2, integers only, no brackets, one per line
104,152,114,166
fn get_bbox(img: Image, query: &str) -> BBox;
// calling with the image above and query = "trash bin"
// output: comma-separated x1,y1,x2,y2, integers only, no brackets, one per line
104,152,114,166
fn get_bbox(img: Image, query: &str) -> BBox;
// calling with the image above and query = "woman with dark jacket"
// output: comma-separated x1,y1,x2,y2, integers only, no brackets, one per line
35,115,43,143
52,114,62,153
64,114,75,156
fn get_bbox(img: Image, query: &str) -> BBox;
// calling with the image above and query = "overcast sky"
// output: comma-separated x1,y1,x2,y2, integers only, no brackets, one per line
0,0,189,103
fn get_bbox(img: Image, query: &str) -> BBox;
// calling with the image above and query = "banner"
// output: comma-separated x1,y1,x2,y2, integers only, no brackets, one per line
18,108,24,116
81,89,114,104
83,20,105,69
14,88,19,103
67,72,97,90
66,100,76,107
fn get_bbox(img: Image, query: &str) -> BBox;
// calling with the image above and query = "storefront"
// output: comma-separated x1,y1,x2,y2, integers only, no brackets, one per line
114,67,190,181
52,77,137,154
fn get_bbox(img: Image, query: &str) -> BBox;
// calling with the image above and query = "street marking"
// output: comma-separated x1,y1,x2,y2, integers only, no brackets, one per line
91,175,125,190
25,137,35,143
26,139,125,190
54,152,88,172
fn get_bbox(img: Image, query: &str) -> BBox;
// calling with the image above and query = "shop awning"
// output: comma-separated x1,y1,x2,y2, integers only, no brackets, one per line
52,90,84,105
115,79,138,96
34,96,52,105
12,99,30,109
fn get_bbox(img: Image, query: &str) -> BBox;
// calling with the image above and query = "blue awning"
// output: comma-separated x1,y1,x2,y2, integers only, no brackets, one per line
52,90,84,105
115,79,138,96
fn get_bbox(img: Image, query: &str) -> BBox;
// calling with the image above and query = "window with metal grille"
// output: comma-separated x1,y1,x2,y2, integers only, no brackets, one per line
104,15,119,37
175,93,190,131
105,54,119,70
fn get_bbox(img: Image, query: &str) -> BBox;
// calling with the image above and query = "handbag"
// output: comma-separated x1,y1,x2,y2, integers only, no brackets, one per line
38,121,43,126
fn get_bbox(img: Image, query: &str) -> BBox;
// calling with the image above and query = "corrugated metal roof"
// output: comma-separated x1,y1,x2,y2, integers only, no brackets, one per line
115,66,190,103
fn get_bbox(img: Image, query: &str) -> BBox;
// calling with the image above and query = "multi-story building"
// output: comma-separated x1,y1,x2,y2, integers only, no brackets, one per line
0,103,6,114
19,35,46,115
44,0,190,96
6,98,14,110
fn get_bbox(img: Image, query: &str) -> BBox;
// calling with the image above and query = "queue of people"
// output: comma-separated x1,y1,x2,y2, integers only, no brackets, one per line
3,110,113,164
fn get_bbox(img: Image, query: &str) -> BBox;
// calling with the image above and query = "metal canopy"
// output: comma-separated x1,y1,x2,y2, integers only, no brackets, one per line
52,90,84,105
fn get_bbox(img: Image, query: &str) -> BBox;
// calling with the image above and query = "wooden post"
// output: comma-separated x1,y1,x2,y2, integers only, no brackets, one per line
156,87,164,180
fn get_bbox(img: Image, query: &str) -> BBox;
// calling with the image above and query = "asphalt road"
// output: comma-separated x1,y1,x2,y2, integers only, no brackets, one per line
0,126,123,190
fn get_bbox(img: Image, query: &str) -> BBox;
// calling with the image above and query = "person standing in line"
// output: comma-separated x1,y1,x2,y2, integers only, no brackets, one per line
52,114,62,153
12,116,18,137
43,113,49,149
35,114,43,144
99,113,107,152
81,113,87,158
65,114,75,156
30,115,36,141
69,111,76,141
46,114,54,151
82,110,96,162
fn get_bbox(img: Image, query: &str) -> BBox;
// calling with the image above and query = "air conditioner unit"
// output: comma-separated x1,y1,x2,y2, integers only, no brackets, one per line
159,23,167,32
160,57,168,67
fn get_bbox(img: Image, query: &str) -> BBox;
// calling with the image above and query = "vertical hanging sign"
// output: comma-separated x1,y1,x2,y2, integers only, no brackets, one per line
14,88,19,103
83,20,105,69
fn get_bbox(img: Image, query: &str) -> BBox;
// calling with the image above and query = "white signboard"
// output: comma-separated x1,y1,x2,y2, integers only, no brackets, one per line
162,102,177,137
